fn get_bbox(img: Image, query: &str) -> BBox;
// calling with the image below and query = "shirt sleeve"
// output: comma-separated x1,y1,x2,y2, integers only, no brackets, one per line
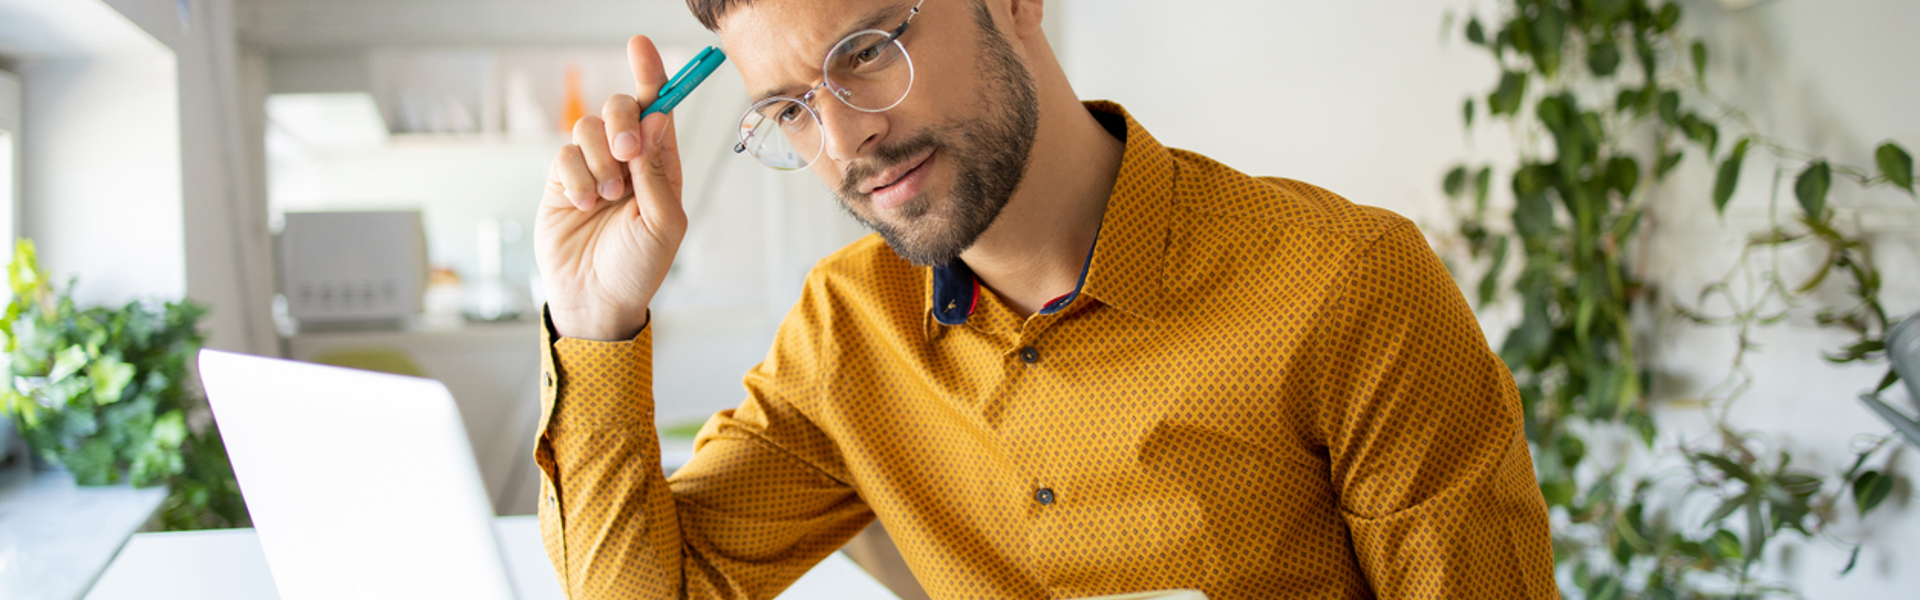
1310,218,1558,598
534,301,873,599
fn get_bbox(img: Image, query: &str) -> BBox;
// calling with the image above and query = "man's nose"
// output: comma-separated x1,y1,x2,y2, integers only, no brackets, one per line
817,97,887,162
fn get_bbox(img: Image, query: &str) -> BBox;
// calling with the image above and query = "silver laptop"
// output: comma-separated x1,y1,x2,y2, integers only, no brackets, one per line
198,349,527,600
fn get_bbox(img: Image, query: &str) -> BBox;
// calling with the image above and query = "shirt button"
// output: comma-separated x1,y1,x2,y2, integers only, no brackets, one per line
1035,487,1055,505
1019,346,1041,364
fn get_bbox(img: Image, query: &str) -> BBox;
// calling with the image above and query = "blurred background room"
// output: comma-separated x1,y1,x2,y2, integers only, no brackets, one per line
0,0,1915,599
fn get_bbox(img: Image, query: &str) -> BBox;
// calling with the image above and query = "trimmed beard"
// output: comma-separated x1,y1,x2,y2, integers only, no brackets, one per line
833,0,1040,267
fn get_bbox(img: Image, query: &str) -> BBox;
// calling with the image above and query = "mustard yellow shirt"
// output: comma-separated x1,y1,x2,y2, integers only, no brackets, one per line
534,101,1556,599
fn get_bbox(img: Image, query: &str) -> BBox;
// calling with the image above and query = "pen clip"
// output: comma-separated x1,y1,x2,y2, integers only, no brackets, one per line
660,46,718,95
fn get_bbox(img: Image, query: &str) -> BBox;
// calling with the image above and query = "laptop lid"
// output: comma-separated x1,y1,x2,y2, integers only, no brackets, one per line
198,349,516,600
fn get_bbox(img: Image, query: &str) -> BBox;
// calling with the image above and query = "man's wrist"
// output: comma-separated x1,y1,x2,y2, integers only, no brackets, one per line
547,305,649,342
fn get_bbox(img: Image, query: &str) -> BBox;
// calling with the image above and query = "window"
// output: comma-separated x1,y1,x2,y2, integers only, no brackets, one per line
0,68,19,260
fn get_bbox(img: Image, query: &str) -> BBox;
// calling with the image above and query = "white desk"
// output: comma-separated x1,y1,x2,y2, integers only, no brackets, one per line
83,515,899,600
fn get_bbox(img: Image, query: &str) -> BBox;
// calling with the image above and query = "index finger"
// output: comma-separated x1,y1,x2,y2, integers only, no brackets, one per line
629,35,669,109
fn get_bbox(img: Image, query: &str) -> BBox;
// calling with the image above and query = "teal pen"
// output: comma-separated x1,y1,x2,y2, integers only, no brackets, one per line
643,46,728,118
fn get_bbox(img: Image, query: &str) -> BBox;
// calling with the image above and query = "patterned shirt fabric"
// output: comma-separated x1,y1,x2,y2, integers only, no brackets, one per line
534,101,1558,600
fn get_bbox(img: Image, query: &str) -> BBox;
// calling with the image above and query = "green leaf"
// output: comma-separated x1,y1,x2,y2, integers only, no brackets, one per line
1691,41,1708,83
1615,88,1640,114
1466,17,1486,45
1607,156,1641,198
1695,452,1756,483
1795,161,1832,219
1656,1,1682,32
1635,34,1657,80
1744,494,1767,561
1529,4,1567,77
89,356,136,405
1537,95,1570,132
1703,493,1744,525
1473,167,1493,211
1463,98,1475,128
1711,529,1743,561
1556,434,1587,470
1657,150,1685,180
1627,410,1657,448
1841,544,1864,575
1657,90,1681,126
1444,166,1470,199
68,436,120,486
1853,470,1893,515
1588,40,1621,77
1877,368,1902,393
1714,138,1753,214
1541,477,1577,507
1477,236,1510,308
1681,114,1719,158
1490,71,1528,116
1590,575,1622,600
49,345,90,383
1824,339,1884,363
152,409,187,448
1877,142,1914,195
1776,473,1822,496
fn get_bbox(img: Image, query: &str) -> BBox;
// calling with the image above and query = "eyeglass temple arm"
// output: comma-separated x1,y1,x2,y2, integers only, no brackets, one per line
886,2,924,42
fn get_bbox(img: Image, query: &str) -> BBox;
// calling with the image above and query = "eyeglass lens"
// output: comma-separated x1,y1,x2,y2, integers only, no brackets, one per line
737,31,915,170
825,31,914,112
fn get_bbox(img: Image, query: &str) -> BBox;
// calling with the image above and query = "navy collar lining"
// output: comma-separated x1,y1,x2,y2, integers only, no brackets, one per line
928,228,1102,326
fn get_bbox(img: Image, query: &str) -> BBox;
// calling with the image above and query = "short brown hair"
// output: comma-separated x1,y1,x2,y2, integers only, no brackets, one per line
689,0,991,33
686,0,747,31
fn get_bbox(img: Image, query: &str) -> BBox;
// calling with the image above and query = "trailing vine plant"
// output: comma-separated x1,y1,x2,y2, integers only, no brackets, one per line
1441,0,1914,597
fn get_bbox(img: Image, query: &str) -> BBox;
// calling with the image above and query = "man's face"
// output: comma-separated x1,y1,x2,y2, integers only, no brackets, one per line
720,0,1040,266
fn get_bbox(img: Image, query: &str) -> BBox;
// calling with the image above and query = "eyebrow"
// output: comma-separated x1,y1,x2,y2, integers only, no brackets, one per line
748,2,910,105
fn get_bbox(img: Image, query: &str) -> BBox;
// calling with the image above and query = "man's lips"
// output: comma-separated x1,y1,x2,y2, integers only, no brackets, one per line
862,148,937,213
859,149,936,195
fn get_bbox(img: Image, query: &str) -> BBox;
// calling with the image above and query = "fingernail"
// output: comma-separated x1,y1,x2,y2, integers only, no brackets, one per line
568,187,592,207
613,133,638,157
599,179,622,200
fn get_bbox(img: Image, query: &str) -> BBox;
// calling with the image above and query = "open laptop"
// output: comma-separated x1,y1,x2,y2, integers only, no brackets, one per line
198,349,530,600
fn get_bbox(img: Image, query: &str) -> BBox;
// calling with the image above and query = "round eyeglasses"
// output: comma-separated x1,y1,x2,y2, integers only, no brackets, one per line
735,0,927,171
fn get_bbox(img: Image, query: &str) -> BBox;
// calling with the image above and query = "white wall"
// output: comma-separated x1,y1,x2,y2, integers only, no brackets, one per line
0,0,187,307
1058,0,1919,595
103,0,279,356
0,0,276,355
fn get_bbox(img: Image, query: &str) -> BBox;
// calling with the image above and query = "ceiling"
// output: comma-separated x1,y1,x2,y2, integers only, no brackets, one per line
235,0,719,52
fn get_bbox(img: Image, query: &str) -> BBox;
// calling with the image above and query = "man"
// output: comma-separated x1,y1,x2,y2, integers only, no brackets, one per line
532,0,1557,598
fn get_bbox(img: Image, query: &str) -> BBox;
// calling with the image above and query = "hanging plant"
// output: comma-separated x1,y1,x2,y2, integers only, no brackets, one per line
1443,0,1912,596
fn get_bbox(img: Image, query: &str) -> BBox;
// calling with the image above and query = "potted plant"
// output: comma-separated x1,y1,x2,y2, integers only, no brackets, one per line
0,239,248,530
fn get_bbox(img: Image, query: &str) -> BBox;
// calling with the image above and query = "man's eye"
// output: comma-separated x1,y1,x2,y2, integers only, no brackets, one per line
777,104,803,123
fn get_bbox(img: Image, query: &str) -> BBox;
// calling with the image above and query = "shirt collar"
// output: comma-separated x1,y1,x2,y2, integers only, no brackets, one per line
924,100,1176,328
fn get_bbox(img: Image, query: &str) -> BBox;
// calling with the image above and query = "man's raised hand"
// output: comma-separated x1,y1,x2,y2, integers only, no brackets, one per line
535,35,686,341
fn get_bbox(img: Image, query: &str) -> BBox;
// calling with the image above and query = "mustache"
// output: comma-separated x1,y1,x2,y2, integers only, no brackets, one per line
837,132,942,200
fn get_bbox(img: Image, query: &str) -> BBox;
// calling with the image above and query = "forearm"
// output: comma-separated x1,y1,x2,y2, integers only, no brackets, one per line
537,316,687,597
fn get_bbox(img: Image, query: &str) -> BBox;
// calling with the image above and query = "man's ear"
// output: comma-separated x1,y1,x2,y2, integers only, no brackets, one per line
1006,0,1046,40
